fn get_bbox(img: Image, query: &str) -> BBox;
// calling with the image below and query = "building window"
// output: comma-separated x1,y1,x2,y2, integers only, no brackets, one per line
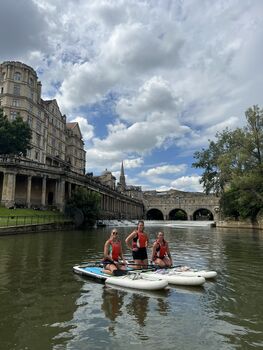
35,151,39,160
10,111,19,120
13,84,20,95
27,115,33,127
36,134,41,147
14,72,21,81
12,99,20,107
30,89,34,100
29,77,34,86
1,87,3,94
36,120,42,133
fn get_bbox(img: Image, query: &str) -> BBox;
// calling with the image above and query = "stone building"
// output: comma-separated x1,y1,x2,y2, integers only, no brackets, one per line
0,61,86,174
0,61,143,218
0,60,218,221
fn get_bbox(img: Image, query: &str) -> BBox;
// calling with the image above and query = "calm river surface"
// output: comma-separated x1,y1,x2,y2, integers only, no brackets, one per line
0,224,263,350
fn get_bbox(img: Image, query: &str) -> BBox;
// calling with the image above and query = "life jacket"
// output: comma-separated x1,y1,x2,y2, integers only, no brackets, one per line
109,239,121,261
154,239,168,259
132,231,147,249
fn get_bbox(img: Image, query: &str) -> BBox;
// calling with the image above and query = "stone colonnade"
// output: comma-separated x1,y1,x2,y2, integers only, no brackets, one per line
0,165,143,219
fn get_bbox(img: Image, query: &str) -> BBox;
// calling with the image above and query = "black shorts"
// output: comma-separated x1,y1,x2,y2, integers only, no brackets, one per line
132,247,148,261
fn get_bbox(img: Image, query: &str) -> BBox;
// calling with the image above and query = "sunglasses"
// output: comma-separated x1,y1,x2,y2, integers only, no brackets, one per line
112,231,118,235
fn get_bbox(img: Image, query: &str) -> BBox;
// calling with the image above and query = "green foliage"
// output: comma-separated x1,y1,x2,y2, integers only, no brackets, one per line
193,105,263,220
0,108,32,155
65,187,101,226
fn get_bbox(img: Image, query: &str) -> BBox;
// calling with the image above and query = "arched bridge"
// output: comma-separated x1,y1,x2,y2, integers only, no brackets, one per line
143,189,220,221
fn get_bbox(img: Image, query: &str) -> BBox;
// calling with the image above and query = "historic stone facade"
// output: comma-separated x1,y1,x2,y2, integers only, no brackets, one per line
0,61,86,173
0,61,144,219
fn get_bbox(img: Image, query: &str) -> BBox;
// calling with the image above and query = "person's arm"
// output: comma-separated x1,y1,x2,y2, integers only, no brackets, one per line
119,244,124,261
125,231,136,249
151,242,157,263
167,244,173,264
145,233,149,248
103,240,111,260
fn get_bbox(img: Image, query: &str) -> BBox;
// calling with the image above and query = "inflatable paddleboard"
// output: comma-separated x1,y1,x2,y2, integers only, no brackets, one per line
169,267,217,279
143,270,206,286
73,265,168,291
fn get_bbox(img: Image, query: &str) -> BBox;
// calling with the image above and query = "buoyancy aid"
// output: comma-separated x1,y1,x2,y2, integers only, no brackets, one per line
132,231,148,249
154,239,168,259
109,239,121,261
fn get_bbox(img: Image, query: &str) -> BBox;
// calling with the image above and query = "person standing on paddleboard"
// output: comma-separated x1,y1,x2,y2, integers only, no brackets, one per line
102,229,126,275
151,231,173,268
125,220,149,268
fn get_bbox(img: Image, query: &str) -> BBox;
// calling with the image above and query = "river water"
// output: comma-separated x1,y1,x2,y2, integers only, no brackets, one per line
0,224,262,350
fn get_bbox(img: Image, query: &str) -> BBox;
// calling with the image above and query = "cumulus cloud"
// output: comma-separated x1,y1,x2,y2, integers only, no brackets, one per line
0,0,49,60
2,0,263,190
140,164,187,177
70,116,94,140
171,175,203,192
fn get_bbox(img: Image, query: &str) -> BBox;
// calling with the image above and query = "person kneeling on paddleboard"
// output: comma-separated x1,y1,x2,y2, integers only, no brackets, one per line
125,220,149,269
102,229,127,276
151,232,173,268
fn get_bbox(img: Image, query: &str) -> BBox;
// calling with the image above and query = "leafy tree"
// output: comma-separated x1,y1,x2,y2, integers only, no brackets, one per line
0,108,32,156
192,105,263,220
65,187,101,227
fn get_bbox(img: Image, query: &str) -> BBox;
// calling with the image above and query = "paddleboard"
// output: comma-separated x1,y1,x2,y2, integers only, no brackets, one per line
169,267,217,279
73,265,168,291
143,270,206,286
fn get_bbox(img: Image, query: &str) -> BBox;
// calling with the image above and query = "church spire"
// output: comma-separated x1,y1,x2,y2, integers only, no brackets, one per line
119,161,126,190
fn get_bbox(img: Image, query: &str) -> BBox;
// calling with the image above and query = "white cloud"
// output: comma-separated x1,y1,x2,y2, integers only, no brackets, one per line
140,164,187,177
1,0,263,191
70,116,94,140
171,175,203,193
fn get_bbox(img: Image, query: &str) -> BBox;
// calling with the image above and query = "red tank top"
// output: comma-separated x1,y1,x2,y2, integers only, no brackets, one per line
132,231,147,248
154,239,168,259
109,239,121,261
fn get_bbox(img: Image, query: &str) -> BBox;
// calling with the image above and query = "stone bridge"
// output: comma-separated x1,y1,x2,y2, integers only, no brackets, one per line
143,189,220,221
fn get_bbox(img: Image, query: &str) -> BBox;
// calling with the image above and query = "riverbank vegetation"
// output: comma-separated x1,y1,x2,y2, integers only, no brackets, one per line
193,105,263,221
65,188,101,227
0,108,32,156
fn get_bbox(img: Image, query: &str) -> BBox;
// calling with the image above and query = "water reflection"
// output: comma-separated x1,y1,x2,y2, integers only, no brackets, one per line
101,286,125,335
126,294,149,327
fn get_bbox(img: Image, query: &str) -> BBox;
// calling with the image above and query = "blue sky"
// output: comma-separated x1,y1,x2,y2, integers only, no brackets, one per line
1,0,263,192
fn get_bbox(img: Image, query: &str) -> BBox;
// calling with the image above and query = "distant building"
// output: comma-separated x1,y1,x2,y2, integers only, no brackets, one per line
94,169,116,190
0,61,85,174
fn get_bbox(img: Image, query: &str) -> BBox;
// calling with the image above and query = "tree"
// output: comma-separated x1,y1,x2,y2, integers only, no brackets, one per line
65,187,101,227
192,105,263,220
0,108,32,156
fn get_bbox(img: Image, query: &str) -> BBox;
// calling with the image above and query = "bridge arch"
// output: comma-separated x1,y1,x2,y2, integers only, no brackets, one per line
168,208,188,220
193,208,214,221
146,208,164,220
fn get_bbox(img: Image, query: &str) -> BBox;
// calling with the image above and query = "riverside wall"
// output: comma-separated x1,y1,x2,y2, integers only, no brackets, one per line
0,222,75,236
